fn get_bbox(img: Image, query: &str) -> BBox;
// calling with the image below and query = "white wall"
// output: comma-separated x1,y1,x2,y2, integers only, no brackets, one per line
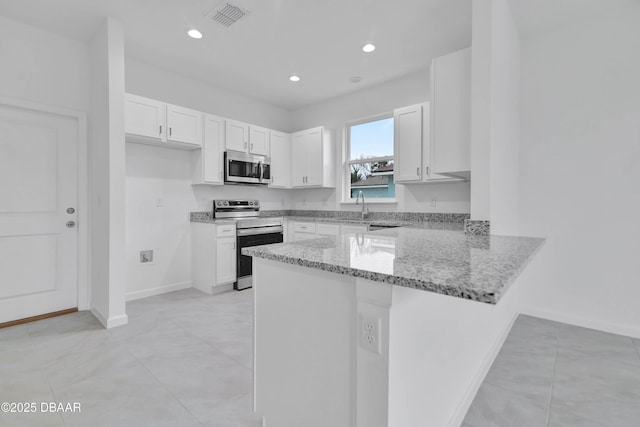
488,0,520,235
0,15,89,112
517,3,640,337
124,61,294,299
89,18,128,328
470,0,521,232
290,70,471,213
125,59,291,132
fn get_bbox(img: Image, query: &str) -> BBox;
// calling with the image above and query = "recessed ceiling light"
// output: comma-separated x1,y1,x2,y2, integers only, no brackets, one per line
289,75,301,82
188,29,203,39
362,43,376,53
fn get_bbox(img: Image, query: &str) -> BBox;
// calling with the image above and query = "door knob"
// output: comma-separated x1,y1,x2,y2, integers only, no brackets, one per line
66,221,76,228
66,207,75,214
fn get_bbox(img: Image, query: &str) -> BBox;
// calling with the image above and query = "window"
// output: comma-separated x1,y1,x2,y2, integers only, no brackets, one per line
346,115,395,200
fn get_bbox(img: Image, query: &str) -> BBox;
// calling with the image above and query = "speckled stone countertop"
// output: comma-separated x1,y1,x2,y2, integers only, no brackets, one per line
190,211,465,231
242,228,544,304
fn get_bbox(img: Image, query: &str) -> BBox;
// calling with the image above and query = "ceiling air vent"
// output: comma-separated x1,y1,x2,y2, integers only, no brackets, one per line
210,2,249,27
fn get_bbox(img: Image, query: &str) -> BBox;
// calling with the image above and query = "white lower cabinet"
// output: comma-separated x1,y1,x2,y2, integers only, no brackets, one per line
292,222,316,241
216,237,236,285
340,224,367,234
192,223,237,294
316,223,340,237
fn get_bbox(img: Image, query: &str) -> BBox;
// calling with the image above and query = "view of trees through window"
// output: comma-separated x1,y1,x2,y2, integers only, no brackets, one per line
348,117,395,199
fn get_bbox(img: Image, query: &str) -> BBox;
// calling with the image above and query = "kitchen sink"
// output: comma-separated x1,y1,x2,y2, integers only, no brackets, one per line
367,223,402,232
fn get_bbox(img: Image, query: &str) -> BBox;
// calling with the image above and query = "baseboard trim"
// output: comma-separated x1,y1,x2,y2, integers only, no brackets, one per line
0,308,78,329
447,313,519,427
90,307,129,329
520,307,640,340
125,281,192,302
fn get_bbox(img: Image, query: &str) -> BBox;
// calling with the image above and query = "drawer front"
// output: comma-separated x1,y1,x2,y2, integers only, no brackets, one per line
293,222,316,233
316,223,340,236
216,225,236,237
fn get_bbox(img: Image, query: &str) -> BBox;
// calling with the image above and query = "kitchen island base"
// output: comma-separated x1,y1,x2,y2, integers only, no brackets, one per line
252,258,527,427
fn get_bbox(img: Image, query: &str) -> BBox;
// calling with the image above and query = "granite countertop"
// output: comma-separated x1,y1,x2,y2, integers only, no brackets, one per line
191,212,464,231
242,228,544,304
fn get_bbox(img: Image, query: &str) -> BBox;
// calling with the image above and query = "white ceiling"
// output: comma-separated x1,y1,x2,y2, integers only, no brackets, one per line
0,0,634,110
0,0,472,110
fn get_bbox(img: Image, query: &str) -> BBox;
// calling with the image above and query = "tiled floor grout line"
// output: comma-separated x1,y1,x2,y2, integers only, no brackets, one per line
117,321,207,427
544,324,561,427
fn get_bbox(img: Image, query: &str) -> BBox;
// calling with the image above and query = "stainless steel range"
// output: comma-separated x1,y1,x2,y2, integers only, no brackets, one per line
213,200,283,290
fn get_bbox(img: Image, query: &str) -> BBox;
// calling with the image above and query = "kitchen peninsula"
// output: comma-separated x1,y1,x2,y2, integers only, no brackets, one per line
244,226,544,427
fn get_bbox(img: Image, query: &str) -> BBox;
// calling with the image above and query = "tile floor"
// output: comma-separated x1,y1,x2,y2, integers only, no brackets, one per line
0,288,259,427
462,315,640,427
2,289,639,426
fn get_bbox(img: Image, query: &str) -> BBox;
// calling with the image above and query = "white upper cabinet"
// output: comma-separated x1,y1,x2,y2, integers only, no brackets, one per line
290,127,335,188
166,104,202,146
394,102,467,184
125,93,202,150
394,104,424,183
192,114,225,185
225,119,249,152
430,47,471,176
304,128,323,186
269,130,291,188
125,94,165,140
249,125,270,156
226,120,270,156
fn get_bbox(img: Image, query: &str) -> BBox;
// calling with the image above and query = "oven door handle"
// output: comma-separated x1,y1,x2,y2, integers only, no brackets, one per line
236,226,284,236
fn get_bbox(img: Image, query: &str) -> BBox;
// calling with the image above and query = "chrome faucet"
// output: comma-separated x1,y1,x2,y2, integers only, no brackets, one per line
355,191,369,220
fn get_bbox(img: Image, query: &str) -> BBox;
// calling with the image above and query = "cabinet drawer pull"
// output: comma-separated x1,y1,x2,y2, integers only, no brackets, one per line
416,167,420,176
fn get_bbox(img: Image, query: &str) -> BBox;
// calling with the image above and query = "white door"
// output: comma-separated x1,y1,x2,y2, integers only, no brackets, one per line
0,103,79,323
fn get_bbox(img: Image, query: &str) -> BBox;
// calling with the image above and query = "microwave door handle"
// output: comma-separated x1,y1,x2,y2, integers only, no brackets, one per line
258,161,264,183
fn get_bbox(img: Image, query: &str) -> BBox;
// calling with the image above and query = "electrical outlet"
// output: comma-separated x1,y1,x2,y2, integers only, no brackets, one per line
140,250,154,263
359,313,382,354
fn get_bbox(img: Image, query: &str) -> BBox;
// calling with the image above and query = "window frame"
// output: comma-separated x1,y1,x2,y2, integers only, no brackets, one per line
341,112,397,205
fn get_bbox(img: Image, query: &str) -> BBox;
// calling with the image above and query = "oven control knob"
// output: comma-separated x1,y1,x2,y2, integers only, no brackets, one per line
249,201,254,206
223,201,228,206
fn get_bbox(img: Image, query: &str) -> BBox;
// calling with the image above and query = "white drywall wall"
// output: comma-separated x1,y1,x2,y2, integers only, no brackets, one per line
517,3,640,337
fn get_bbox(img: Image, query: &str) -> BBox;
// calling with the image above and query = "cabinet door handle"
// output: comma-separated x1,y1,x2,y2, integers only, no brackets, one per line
232,242,236,250
169,127,172,137
426,166,430,176
244,141,248,149
416,167,420,176
159,125,162,135
251,143,254,151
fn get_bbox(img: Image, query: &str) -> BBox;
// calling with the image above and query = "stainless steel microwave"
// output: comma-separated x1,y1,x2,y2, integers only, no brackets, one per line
224,151,272,185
